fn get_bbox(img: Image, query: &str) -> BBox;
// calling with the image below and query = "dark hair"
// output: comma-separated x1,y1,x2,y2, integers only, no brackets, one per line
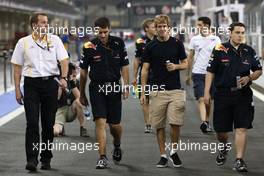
229,22,246,32
29,12,48,29
68,62,76,77
94,17,110,28
198,16,211,28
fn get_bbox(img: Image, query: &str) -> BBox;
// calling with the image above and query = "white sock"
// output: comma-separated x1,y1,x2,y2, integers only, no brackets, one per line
170,149,177,156
161,154,167,158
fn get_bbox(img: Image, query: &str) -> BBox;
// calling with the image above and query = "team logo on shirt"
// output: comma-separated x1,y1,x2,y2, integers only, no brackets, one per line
220,56,230,63
215,44,229,53
93,55,102,61
242,59,250,65
113,53,120,59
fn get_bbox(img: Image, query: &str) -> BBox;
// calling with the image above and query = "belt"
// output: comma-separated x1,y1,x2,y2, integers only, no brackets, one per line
25,75,58,81
91,80,120,85
216,86,249,92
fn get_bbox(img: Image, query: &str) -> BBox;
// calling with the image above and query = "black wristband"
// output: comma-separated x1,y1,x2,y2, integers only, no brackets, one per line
69,80,77,89
62,77,68,81
247,75,252,81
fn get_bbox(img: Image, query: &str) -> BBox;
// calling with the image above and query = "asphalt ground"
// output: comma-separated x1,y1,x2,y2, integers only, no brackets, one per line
0,43,263,176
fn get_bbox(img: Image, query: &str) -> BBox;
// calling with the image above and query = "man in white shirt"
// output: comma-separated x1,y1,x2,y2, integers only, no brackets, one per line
186,17,221,133
11,12,69,172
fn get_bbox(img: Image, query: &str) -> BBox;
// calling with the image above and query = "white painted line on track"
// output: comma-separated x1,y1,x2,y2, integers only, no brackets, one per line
0,106,24,127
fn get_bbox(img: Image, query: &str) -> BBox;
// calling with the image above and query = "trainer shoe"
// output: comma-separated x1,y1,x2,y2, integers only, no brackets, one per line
145,125,150,133
80,127,89,137
148,125,153,133
200,122,208,133
40,161,51,170
25,161,37,172
233,159,248,172
216,149,228,166
206,122,213,133
156,157,168,168
112,147,123,164
169,152,182,167
96,156,108,169
145,125,152,133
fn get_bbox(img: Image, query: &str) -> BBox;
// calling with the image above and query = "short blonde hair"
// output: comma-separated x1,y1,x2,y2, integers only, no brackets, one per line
154,14,171,27
142,18,154,32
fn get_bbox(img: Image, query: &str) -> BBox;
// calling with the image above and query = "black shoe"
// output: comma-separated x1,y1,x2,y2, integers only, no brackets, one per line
40,160,51,170
169,152,182,167
216,149,228,166
25,161,37,172
145,125,150,133
233,159,248,172
112,147,123,164
205,122,213,133
80,127,89,137
156,157,168,168
200,122,208,133
96,156,108,169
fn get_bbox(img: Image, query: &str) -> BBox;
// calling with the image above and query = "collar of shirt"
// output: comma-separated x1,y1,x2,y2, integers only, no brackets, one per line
32,33,47,42
31,33,54,50
227,40,244,51
95,35,115,51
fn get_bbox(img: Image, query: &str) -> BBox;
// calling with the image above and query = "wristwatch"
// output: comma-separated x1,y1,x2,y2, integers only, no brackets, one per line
247,75,252,81
61,77,68,81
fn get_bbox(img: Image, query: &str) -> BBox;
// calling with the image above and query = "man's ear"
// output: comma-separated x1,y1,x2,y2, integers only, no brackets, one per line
32,23,38,32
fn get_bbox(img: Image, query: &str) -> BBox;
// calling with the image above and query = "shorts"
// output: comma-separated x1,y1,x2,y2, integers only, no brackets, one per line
55,106,76,125
192,73,215,100
89,82,122,124
149,89,186,129
213,88,254,132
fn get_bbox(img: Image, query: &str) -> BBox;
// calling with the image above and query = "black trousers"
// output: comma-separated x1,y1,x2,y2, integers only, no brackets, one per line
23,76,58,163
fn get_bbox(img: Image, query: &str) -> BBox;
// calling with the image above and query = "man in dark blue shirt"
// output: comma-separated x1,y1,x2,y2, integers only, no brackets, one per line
79,17,129,169
141,14,188,168
133,18,156,133
205,22,262,172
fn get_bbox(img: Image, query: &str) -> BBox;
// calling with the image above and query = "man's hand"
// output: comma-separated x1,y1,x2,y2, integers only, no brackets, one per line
132,78,137,86
80,95,89,106
204,91,211,106
185,76,191,86
59,78,67,89
166,63,177,72
122,86,129,100
140,94,146,105
239,76,251,87
15,88,24,105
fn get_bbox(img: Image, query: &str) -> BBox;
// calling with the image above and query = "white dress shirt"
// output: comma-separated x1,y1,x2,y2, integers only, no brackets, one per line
11,34,69,77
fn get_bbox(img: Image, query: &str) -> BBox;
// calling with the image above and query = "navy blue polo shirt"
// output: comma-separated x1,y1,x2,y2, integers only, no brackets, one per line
207,42,262,88
80,35,129,82
142,37,187,90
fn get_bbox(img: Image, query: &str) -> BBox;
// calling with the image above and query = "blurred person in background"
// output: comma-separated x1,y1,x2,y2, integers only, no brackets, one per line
133,18,156,133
